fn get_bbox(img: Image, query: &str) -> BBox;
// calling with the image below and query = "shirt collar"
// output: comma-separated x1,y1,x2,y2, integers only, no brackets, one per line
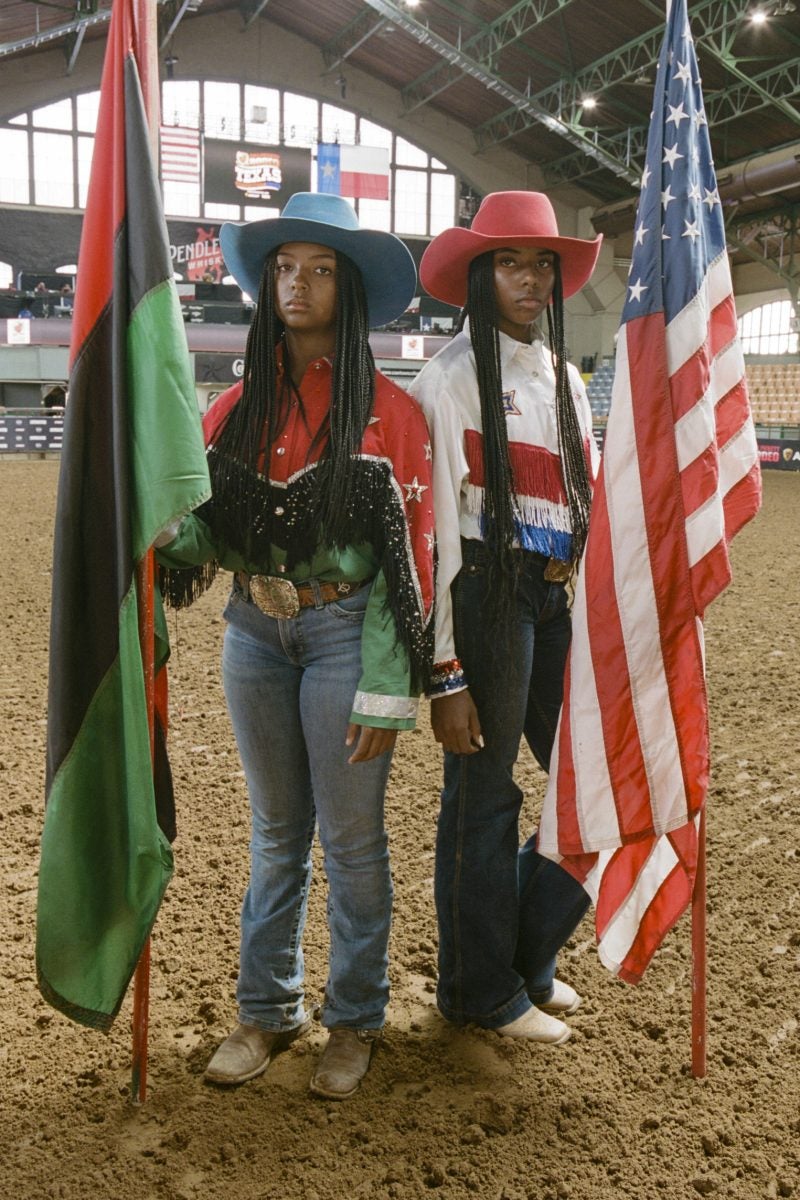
462,316,546,370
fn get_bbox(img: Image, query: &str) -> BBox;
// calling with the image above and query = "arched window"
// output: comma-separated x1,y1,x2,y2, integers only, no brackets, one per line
1,82,459,238
738,299,798,356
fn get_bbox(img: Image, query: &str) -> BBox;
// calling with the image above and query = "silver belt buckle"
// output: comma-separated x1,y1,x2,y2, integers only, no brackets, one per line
249,575,300,619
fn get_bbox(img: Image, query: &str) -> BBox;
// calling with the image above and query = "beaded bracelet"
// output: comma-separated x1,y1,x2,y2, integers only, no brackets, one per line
428,657,466,695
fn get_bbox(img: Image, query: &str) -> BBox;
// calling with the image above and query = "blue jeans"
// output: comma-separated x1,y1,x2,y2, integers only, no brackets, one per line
434,539,590,1028
221,581,392,1033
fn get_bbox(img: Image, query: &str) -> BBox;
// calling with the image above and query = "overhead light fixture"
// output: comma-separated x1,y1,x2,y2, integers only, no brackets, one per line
633,69,652,86
772,0,796,12
581,96,597,109
750,7,768,22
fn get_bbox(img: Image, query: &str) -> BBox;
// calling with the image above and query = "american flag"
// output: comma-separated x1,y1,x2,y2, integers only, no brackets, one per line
160,124,200,184
537,0,761,984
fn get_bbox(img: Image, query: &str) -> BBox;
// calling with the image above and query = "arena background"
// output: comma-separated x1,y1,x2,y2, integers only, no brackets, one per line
1,2,799,1196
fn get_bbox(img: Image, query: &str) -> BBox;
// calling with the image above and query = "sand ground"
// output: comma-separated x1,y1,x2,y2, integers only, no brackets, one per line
1,460,798,1200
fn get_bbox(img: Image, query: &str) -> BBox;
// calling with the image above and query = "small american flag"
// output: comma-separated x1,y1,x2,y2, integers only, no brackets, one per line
160,124,200,184
537,0,761,983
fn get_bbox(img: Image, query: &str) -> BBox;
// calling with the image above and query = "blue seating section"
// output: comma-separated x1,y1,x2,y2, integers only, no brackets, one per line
585,361,615,421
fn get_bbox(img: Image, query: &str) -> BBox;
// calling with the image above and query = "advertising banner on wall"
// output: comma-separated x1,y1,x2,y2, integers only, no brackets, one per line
194,352,245,385
757,438,800,470
204,140,312,208
167,220,223,283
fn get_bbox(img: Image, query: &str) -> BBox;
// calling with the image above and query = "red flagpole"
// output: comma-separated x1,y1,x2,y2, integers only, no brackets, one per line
131,0,160,1107
691,807,707,1078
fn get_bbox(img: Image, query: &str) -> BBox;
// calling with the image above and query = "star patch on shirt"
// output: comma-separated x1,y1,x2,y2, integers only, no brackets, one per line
502,389,521,416
403,476,429,503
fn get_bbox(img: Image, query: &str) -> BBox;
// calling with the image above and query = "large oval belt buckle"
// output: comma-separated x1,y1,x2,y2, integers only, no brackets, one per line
544,557,573,583
249,575,300,619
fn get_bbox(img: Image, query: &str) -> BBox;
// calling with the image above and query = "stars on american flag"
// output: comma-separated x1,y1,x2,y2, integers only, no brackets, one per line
621,5,726,325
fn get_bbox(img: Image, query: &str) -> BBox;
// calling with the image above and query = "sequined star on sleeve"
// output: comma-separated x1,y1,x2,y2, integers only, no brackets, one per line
403,476,429,503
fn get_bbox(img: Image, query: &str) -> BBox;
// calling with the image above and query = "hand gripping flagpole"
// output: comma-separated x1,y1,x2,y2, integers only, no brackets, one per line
131,0,160,1106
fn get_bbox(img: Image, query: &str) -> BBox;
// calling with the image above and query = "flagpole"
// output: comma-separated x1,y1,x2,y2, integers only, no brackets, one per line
131,0,160,1107
691,807,707,1077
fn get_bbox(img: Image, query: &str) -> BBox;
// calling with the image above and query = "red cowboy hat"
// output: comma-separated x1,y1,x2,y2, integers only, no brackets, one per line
420,191,603,306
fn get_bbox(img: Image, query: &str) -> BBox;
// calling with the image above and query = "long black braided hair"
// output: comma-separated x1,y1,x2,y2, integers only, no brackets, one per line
204,246,376,565
461,249,593,625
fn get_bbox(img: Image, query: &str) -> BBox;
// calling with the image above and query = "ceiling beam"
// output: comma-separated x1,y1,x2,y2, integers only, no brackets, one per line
321,9,388,72
159,0,197,51
63,22,87,75
543,56,800,187
0,9,110,59
239,0,272,31
400,0,578,115
357,0,639,182
474,0,761,153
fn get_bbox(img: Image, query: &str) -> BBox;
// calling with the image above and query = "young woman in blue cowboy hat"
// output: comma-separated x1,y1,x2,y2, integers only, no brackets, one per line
408,190,602,1044
158,192,434,1098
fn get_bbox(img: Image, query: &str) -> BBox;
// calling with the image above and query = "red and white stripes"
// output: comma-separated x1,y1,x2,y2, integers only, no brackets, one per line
538,251,760,983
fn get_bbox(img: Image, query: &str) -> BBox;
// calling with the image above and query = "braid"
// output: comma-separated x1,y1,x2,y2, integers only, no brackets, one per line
545,261,592,563
204,255,284,558
310,251,375,547
464,252,519,625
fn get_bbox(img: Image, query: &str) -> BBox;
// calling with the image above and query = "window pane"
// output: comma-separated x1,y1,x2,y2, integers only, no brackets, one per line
9,113,28,126
33,132,73,206
321,104,356,145
163,179,200,217
394,169,427,235
358,197,391,232
32,98,72,130
738,299,797,355
244,85,280,144
283,93,318,146
0,261,13,288
162,80,200,128
431,155,447,169
76,91,100,133
243,205,280,222
396,136,427,168
430,173,456,235
204,202,240,220
204,81,240,140
0,129,29,204
359,119,391,150
77,136,94,208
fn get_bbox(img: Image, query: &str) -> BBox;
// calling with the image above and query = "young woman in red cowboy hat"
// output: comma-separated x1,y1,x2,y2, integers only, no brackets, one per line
409,190,602,1044
158,192,434,1098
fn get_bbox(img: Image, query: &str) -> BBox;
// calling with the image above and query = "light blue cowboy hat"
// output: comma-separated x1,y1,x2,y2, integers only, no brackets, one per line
220,192,417,328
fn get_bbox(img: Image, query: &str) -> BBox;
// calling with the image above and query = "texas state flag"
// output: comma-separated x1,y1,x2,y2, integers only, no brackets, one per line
317,143,390,200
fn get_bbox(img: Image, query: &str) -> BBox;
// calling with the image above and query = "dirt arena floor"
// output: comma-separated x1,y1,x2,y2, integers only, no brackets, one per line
1,459,798,1200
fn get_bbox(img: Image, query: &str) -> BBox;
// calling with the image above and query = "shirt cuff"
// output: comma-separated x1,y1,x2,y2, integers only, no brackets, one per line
352,690,419,722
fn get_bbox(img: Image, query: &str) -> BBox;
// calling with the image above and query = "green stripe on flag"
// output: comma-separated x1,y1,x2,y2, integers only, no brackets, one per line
128,278,211,559
36,584,173,1031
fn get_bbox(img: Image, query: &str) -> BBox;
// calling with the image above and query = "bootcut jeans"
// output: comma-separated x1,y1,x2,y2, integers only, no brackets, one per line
221,580,392,1033
434,538,590,1029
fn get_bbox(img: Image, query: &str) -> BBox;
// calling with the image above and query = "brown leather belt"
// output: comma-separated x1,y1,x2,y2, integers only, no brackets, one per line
237,572,369,619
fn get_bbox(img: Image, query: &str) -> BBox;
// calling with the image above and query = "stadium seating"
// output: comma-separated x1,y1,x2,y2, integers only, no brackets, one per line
745,362,800,428
585,360,615,422
584,359,800,429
